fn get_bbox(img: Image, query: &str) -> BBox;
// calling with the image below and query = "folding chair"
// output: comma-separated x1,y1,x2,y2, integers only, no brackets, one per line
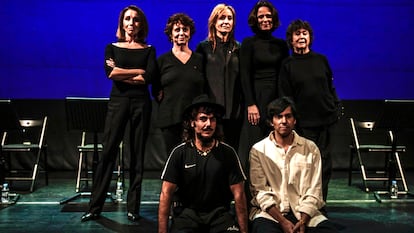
75,131,124,192
60,97,124,204
348,117,406,192
2,116,48,192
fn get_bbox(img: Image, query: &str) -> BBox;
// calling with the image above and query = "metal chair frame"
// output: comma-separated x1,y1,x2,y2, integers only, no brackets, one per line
1,116,48,192
348,117,407,192
75,131,124,193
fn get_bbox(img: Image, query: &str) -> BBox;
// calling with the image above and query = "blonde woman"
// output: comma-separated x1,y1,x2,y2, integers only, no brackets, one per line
196,4,243,153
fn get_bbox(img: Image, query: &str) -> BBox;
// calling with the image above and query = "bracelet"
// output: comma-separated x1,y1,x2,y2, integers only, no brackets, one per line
298,219,306,225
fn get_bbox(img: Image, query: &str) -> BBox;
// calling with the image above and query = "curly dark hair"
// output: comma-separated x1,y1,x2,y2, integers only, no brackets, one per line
247,0,280,34
164,13,196,41
182,106,224,142
286,19,314,50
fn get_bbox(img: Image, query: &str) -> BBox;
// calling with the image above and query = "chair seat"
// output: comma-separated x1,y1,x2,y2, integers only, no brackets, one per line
350,145,406,152
75,134,123,193
2,144,41,150
77,144,103,151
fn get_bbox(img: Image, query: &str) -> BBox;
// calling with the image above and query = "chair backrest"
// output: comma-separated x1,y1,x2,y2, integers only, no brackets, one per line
355,121,375,130
65,97,108,133
350,117,390,149
1,116,48,148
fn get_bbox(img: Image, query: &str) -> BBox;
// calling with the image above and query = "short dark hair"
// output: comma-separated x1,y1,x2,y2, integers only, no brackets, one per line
164,13,196,40
267,96,298,122
286,19,314,50
248,0,280,34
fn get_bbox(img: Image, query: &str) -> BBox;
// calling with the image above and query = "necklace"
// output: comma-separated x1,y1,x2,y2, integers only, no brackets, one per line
194,140,215,156
196,148,211,156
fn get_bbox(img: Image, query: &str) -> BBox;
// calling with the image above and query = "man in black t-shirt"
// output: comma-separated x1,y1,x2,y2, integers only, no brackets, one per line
158,94,248,233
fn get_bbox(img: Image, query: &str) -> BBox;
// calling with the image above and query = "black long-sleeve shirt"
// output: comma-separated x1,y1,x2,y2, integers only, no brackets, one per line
278,51,340,127
104,43,157,97
240,32,289,107
196,38,242,119
153,51,205,128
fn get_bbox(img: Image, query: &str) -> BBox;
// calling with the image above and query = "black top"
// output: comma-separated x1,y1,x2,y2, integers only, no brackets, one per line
196,38,242,119
153,51,205,128
161,141,246,212
278,51,340,127
104,43,157,97
240,32,289,106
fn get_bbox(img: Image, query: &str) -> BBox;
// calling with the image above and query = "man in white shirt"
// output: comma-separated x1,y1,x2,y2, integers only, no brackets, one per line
249,97,338,233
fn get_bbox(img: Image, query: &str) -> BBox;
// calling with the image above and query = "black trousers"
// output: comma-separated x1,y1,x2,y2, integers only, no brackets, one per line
238,81,276,172
0,152,6,184
161,123,183,159
222,118,243,153
251,216,338,233
89,96,151,215
171,207,239,233
299,124,336,201
238,117,272,172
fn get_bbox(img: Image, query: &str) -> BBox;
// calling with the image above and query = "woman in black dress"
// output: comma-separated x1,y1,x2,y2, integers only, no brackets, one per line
239,0,289,168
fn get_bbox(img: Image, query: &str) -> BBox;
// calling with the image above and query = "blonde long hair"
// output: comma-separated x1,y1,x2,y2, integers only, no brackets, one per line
207,4,237,52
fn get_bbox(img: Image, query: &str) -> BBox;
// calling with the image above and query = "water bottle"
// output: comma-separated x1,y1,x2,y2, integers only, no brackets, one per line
1,183,9,203
115,181,123,202
390,180,398,199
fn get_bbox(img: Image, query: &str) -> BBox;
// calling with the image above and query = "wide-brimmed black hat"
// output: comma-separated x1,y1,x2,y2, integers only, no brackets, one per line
183,94,225,119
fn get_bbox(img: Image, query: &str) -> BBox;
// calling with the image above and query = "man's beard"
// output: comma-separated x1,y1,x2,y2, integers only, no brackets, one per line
196,131,214,146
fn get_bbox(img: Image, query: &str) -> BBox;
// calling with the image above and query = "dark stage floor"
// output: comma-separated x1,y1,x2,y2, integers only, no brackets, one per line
1,170,414,233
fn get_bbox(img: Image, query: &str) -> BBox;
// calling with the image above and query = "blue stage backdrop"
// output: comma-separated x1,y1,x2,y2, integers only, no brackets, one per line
1,0,413,100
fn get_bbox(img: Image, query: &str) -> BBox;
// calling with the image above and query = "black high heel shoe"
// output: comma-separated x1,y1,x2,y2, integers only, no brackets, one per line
127,212,141,222
81,212,100,222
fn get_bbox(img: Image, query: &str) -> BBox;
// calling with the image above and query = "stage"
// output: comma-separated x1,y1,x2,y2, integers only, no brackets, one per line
1,170,414,233
1,99,414,232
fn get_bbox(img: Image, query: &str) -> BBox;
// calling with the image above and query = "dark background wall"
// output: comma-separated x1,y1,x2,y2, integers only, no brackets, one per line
1,0,413,171
6,99,414,172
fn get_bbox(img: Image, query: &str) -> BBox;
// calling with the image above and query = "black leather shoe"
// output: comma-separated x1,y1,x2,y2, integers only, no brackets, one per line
81,212,100,222
127,212,141,222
